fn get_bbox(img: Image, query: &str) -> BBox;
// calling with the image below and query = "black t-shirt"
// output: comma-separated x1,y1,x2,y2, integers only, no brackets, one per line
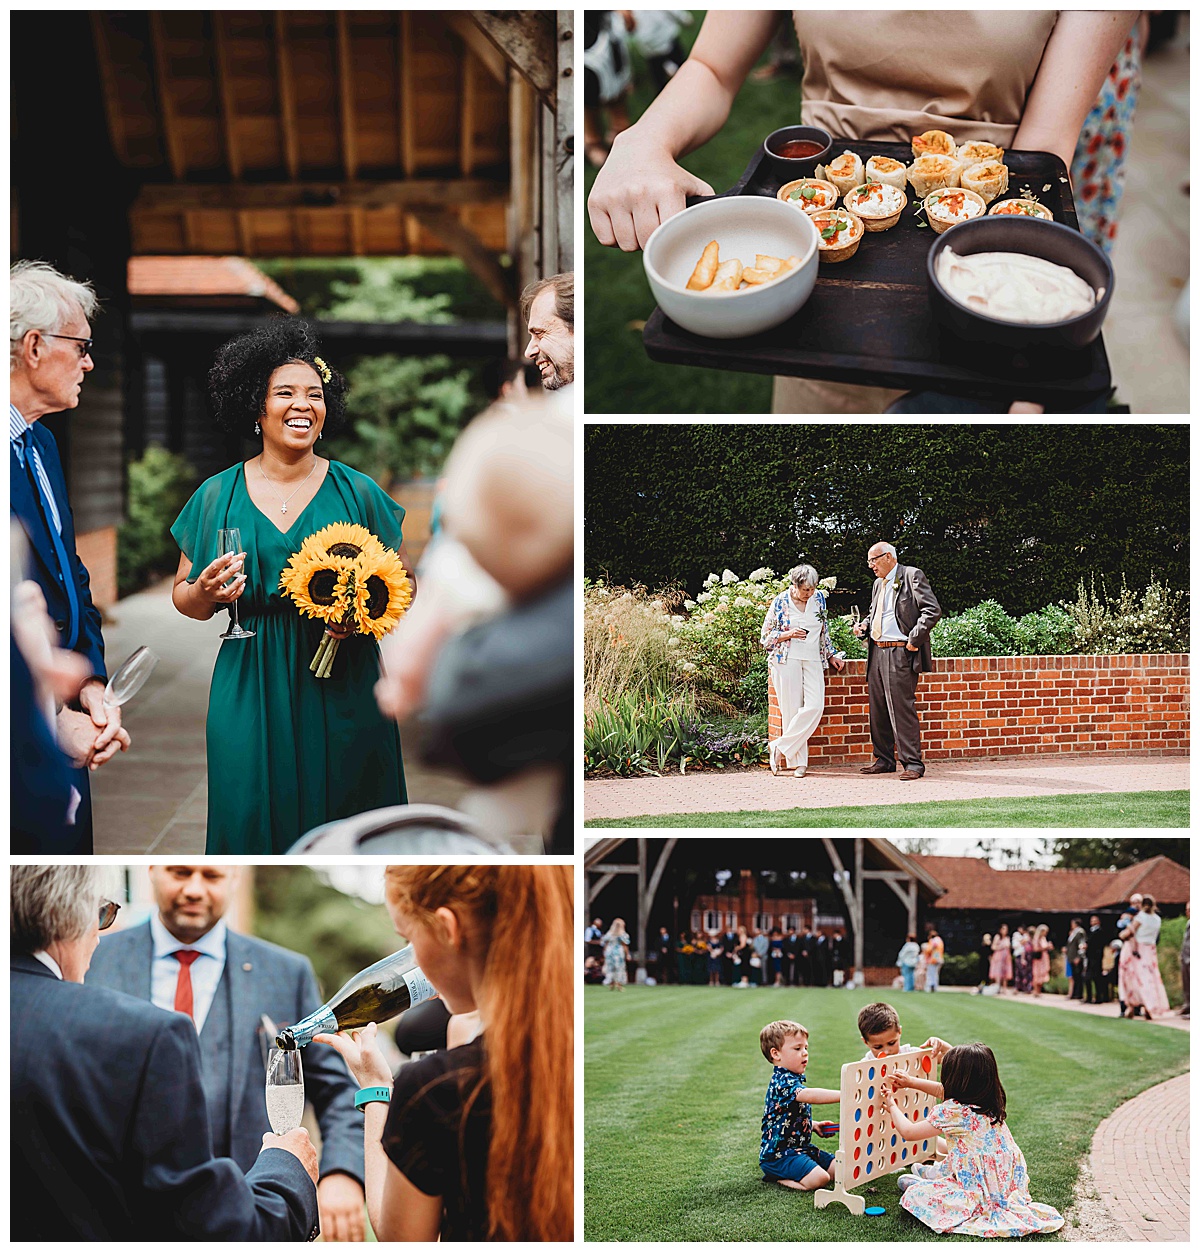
382,1039,490,1241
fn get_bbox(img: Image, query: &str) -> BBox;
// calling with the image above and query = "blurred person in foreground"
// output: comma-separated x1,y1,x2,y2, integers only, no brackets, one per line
373,392,572,852
11,260,131,849
316,865,573,1240
11,865,319,1240
86,864,366,1240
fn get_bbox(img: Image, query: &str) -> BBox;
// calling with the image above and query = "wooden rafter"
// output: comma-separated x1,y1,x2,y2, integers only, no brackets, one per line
460,51,476,176
135,179,508,212
236,210,253,257
212,13,242,180
274,12,299,180
409,208,513,306
469,10,555,101
445,12,507,86
148,12,186,180
399,12,415,177
336,11,359,180
89,14,128,165
349,207,365,256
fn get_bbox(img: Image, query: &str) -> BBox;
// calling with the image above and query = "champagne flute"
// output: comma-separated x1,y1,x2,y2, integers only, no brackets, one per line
265,1045,304,1134
103,646,159,710
217,527,255,640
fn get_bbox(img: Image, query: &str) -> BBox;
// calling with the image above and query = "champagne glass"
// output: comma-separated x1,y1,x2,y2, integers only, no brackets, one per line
217,528,255,640
265,1045,304,1134
103,646,159,709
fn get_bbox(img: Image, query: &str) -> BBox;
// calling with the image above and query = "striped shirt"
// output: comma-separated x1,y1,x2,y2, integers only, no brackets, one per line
10,403,63,534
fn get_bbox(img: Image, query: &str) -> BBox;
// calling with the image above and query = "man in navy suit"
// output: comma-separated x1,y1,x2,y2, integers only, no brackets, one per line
11,865,320,1240
10,260,131,849
87,865,367,1240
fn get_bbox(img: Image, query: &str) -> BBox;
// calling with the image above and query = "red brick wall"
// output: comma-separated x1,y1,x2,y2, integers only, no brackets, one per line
76,526,117,611
768,655,1189,764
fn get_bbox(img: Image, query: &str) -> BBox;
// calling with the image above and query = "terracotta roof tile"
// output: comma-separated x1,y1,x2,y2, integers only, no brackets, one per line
912,854,1189,912
127,256,299,312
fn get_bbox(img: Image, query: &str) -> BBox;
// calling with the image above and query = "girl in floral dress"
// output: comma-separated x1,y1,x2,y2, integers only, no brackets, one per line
885,1043,1063,1238
602,918,631,989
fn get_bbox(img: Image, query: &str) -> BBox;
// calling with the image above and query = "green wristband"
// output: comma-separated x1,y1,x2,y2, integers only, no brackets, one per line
354,1085,392,1111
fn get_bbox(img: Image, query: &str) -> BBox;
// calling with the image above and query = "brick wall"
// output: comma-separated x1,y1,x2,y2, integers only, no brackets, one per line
76,525,117,611
768,655,1189,765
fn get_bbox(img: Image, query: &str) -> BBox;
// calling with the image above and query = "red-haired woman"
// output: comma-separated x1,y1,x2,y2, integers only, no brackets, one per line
317,866,573,1241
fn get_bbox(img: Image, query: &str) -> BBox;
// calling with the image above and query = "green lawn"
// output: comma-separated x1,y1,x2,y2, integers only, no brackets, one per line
585,986,1190,1241
585,789,1190,829
585,13,794,413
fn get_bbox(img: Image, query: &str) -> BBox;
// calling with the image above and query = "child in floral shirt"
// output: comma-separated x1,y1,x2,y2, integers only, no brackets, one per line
885,1043,1063,1238
758,1020,840,1191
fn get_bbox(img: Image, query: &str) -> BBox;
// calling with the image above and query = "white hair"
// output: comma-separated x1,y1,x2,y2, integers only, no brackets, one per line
10,865,112,952
788,564,819,589
10,259,99,373
871,542,898,558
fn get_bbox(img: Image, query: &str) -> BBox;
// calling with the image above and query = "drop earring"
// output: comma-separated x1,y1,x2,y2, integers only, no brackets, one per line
318,432,323,440
254,421,261,435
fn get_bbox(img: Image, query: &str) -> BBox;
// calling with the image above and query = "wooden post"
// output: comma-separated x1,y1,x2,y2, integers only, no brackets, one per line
854,837,864,983
822,838,860,982
555,9,573,273
636,839,648,972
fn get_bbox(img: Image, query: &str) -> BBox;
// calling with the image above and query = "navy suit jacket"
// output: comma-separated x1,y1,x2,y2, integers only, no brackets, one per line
11,955,319,1241
87,923,364,1184
10,635,76,849
11,419,106,678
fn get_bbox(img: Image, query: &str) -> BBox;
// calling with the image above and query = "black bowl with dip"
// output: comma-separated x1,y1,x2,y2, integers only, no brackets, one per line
762,125,834,181
926,217,1113,350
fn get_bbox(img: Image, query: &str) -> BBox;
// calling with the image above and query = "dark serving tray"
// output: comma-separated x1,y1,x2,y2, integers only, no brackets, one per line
642,140,1112,405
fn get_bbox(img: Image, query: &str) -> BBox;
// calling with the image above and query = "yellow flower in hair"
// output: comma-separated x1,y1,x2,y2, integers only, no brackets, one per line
312,355,333,383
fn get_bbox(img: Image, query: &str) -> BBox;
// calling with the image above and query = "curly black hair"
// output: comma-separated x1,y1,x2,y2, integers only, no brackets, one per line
207,318,349,438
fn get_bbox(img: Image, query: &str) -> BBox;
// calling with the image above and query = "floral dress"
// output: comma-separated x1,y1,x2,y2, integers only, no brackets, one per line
901,1100,1064,1238
603,933,630,986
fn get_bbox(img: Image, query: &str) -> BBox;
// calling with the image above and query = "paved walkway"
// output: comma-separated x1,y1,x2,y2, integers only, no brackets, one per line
585,753,1189,821
934,985,1190,1033
91,579,468,852
1090,1072,1190,1241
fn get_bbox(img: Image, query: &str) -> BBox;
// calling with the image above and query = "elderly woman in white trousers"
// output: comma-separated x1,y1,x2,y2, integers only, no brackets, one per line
760,565,846,778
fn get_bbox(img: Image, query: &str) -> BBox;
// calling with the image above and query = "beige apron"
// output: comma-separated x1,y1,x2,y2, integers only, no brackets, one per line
775,9,1060,413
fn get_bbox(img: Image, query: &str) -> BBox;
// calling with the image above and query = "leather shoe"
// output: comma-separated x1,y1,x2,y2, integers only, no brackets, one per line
899,769,924,781
859,761,895,775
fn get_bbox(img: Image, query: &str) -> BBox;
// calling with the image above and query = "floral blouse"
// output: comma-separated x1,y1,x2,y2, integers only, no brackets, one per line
760,589,839,667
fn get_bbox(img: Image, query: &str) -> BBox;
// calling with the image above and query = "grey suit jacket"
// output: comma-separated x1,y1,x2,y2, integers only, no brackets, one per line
866,563,942,674
87,922,363,1184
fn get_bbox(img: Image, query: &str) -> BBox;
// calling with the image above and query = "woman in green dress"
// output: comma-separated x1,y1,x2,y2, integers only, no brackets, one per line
171,320,415,852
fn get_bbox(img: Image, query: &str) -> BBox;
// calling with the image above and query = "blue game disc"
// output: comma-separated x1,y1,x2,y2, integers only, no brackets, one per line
865,1206,886,1216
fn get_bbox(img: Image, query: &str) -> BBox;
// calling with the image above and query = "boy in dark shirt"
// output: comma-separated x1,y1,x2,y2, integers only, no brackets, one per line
758,1020,839,1191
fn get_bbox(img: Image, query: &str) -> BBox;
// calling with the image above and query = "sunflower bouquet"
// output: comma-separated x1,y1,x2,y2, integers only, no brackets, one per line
279,522,412,678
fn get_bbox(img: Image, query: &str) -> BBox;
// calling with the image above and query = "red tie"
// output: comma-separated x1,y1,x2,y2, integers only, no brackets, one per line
173,950,201,1019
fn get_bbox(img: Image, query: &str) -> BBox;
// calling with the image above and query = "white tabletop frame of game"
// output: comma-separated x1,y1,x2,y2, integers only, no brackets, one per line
813,1045,939,1216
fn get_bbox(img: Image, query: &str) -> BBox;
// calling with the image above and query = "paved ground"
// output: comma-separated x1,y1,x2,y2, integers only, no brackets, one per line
91,579,468,852
585,753,1189,821
1090,1072,1190,1241
934,984,1190,1033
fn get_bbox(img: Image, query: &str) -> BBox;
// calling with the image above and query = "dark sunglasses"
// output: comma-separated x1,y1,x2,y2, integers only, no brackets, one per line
98,899,121,931
41,332,94,358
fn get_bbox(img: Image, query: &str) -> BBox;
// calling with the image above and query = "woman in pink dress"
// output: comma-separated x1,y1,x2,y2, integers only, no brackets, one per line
1122,895,1171,1019
989,925,1013,993
1030,925,1051,996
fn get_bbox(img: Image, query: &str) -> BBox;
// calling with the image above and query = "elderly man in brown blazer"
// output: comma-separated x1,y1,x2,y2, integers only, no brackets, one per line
852,542,942,779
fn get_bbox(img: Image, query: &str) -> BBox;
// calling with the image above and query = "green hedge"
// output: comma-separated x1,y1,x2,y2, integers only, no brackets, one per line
117,446,197,598
585,425,1189,615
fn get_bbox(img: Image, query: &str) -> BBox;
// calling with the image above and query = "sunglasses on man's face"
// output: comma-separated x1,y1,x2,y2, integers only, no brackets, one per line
98,900,121,931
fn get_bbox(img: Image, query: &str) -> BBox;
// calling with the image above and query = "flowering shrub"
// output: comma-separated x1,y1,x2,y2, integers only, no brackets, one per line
1065,575,1189,655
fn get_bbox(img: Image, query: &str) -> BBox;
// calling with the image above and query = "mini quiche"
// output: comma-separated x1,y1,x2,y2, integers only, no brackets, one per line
923,187,987,234
777,177,840,214
989,197,1054,222
809,208,864,262
843,180,908,231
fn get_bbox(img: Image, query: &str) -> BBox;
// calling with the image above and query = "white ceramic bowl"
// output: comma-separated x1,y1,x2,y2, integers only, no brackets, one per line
643,196,820,339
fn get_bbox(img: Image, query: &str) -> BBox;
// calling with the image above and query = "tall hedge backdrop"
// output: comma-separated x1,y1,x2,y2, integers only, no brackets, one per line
585,425,1188,614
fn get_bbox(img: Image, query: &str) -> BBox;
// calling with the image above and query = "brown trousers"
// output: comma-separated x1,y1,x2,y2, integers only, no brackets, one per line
867,645,925,773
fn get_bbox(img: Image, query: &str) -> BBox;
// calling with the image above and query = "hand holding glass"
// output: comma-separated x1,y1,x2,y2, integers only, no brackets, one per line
266,1046,304,1134
217,528,254,640
103,646,159,709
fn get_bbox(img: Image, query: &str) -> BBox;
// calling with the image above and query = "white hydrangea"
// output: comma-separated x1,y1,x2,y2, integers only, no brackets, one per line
684,599,697,610
702,612,716,623
696,591,711,603
819,576,837,591
703,573,720,588
748,567,774,582
733,596,751,608
666,636,680,647
714,602,728,612
722,569,739,585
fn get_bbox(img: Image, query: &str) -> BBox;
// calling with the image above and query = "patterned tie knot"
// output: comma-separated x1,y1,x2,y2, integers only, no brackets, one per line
173,949,201,967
